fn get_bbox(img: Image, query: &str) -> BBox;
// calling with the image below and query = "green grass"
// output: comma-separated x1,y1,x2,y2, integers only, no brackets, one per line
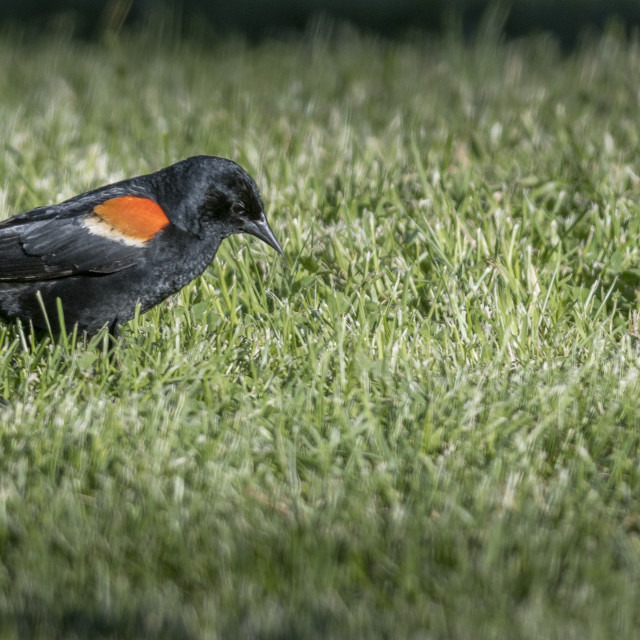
1,19,640,639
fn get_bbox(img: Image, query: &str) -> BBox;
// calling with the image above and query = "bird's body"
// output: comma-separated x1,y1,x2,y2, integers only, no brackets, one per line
0,156,282,334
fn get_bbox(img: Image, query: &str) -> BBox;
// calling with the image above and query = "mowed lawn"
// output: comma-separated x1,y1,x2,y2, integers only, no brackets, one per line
1,20,640,639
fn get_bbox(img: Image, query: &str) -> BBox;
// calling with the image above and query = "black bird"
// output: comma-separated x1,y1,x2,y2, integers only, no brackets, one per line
0,155,282,335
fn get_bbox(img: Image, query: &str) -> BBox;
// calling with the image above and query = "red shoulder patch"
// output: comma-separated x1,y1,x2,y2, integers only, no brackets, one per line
93,196,170,242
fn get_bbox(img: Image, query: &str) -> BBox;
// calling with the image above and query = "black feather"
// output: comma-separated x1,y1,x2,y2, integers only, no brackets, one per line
0,210,146,282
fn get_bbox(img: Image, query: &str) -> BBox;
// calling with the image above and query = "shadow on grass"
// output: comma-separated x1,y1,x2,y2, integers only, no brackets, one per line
4,608,197,640
577,266,640,315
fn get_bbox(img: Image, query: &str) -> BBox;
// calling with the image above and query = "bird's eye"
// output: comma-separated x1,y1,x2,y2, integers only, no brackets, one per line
231,202,245,217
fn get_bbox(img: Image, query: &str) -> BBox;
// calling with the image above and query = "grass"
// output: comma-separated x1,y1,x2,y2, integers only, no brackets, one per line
1,17,640,639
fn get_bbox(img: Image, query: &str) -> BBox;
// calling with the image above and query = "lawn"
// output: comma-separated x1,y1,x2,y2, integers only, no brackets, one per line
0,18,640,639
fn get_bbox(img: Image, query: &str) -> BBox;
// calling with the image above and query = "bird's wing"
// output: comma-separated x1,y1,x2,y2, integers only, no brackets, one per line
0,195,170,282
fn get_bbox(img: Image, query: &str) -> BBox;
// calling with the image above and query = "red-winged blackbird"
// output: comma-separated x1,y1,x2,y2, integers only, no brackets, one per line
0,155,282,335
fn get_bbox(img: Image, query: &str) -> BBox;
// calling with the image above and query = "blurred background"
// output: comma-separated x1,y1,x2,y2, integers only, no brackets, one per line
1,0,639,47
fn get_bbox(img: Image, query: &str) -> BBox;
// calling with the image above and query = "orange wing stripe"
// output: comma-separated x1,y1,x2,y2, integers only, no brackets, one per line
93,196,170,242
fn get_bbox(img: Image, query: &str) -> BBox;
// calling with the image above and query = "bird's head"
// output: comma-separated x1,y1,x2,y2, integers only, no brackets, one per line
194,157,283,255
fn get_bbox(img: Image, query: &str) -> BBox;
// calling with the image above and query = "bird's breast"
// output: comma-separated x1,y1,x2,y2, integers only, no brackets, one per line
136,229,221,310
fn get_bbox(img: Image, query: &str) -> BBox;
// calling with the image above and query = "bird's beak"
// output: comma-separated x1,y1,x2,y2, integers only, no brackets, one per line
243,214,284,255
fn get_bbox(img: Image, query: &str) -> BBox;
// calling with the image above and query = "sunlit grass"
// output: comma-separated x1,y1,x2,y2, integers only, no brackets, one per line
0,21,640,638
